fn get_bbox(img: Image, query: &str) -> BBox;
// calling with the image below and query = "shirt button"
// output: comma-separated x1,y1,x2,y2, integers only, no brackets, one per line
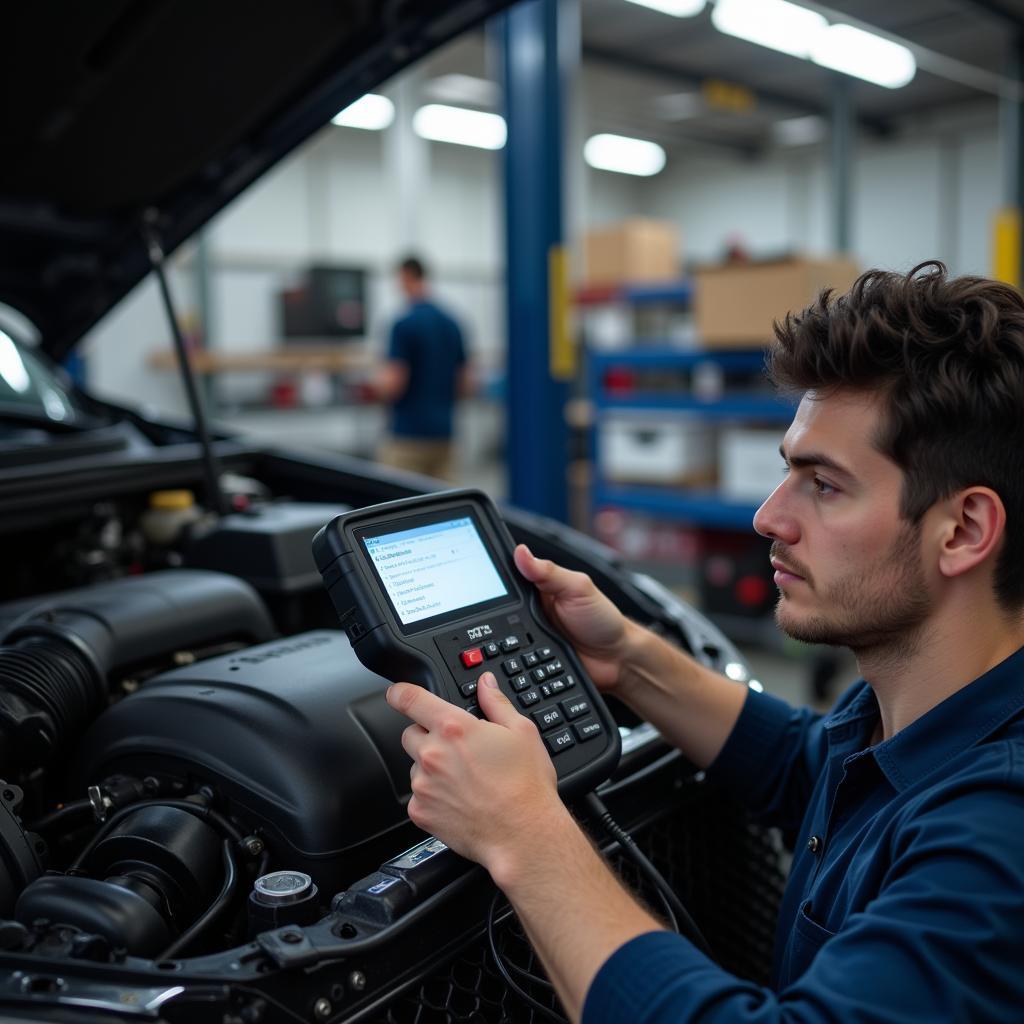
807,835,822,854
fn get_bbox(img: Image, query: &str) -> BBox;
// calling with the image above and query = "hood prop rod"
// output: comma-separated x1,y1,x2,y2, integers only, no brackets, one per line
142,210,228,517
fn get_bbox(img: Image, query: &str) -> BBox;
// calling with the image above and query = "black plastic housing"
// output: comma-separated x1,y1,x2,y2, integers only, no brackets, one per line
75,631,417,894
312,489,621,797
15,805,221,957
184,503,351,594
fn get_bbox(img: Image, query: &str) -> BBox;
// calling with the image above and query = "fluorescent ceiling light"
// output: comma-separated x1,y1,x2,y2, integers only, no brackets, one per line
773,114,825,146
425,74,500,108
332,94,395,130
412,104,507,150
622,0,706,15
584,134,667,176
811,24,916,89
711,0,827,59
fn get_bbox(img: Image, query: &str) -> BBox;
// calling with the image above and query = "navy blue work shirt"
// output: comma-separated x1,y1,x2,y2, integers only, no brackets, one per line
583,645,1024,1023
388,299,466,439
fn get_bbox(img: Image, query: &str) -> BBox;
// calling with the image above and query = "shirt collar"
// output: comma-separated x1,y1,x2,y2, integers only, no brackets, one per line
868,644,1024,792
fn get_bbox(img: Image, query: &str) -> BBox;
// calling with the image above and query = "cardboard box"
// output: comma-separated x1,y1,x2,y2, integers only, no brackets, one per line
584,219,681,286
718,426,788,503
600,415,714,486
694,256,859,348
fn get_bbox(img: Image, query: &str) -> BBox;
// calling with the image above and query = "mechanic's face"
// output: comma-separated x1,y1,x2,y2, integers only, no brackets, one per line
753,389,933,653
398,268,423,300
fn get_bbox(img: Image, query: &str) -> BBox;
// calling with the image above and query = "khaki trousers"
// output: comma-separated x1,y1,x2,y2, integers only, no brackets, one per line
378,436,455,481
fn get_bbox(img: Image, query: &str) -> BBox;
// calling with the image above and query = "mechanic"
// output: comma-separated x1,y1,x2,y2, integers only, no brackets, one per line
386,260,1024,1022
374,254,472,481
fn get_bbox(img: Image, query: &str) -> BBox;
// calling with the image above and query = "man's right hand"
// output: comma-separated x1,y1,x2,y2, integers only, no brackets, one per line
513,544,631,693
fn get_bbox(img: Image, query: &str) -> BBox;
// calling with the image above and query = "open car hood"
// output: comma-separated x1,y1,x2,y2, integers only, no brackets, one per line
2,0,508,362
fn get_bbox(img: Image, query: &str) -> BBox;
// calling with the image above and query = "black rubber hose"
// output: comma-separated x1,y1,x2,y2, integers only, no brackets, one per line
27,797,92,833
0,636,103,772
158,839,238,960
68,799,245,875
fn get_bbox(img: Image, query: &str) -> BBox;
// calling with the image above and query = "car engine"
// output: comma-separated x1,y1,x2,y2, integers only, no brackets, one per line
0,458,786,1023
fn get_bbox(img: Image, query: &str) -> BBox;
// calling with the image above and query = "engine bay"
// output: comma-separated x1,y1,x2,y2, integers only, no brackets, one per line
0,444,775,1023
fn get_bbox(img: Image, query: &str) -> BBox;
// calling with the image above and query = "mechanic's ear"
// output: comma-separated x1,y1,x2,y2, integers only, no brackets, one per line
936,486,1006,582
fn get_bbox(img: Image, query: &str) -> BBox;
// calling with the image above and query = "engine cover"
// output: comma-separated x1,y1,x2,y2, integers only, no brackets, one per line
75,632,418,893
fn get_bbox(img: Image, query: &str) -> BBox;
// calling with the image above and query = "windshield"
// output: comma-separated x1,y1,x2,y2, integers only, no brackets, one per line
0,328,85,426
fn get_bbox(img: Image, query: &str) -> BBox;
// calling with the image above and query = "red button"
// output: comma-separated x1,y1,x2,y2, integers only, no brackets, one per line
460,648,484,669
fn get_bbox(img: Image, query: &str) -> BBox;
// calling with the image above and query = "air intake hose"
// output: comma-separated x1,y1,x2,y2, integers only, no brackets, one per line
0,630,103,775
0,571,276,775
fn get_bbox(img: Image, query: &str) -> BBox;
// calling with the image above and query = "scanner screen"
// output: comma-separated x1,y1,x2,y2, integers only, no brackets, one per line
363,516,508,625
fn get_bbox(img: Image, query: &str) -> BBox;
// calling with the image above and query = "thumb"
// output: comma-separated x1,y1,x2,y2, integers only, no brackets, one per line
513,543,545,583
476,671,523,727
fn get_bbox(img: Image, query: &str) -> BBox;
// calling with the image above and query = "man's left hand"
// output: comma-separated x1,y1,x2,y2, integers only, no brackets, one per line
385,672,567,883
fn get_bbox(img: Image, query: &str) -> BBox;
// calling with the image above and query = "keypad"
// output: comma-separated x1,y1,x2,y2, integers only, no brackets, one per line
438,627,601,767
460,648,484,669
561,696,591,720
532,706,564,731
573,718,603,742
544,727,575,755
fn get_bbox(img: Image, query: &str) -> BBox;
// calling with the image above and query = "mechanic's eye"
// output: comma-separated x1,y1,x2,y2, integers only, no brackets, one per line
813,477,838,497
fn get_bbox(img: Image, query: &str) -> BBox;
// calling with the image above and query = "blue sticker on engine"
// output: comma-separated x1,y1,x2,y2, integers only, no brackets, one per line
367,876,400,894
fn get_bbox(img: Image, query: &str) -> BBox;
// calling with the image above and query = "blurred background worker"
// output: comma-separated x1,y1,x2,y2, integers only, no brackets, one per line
374,255,472,480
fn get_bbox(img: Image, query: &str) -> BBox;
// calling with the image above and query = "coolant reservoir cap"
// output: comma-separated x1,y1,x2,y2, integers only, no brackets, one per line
254,870,313,905
149,489,195,511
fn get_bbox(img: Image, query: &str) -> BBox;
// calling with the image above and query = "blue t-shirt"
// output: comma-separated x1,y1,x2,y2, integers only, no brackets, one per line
388,299,466,439
584,645,1024,1023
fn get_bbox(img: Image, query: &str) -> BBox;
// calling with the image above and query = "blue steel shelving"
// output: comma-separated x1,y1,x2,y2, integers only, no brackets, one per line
590,484,764,530
588,347,796,530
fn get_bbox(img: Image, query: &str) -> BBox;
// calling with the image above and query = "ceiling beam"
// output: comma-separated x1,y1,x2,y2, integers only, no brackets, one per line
799,0,1023,99
582,44,893,136
951,0,1024,31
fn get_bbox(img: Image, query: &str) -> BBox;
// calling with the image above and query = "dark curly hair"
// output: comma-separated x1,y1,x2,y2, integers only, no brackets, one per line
768,260,1024,611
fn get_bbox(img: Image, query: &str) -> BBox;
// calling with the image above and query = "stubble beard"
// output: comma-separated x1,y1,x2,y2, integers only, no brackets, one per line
774,521,931,659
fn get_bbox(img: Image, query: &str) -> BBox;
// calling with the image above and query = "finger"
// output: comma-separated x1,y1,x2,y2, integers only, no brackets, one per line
476,671,526,728
513,544,592,601
513,543,546,582
387,682,470,732
401,723,429,760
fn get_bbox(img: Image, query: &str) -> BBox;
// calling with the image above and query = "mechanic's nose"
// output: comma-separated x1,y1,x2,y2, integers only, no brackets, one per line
753,480,798,544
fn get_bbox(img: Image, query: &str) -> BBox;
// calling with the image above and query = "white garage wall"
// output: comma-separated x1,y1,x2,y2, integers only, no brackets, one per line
82,59,1004,429
642,116,1000,276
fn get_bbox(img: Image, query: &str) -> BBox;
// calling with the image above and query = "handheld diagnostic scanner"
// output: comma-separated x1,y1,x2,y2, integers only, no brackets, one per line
313,489,620,795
